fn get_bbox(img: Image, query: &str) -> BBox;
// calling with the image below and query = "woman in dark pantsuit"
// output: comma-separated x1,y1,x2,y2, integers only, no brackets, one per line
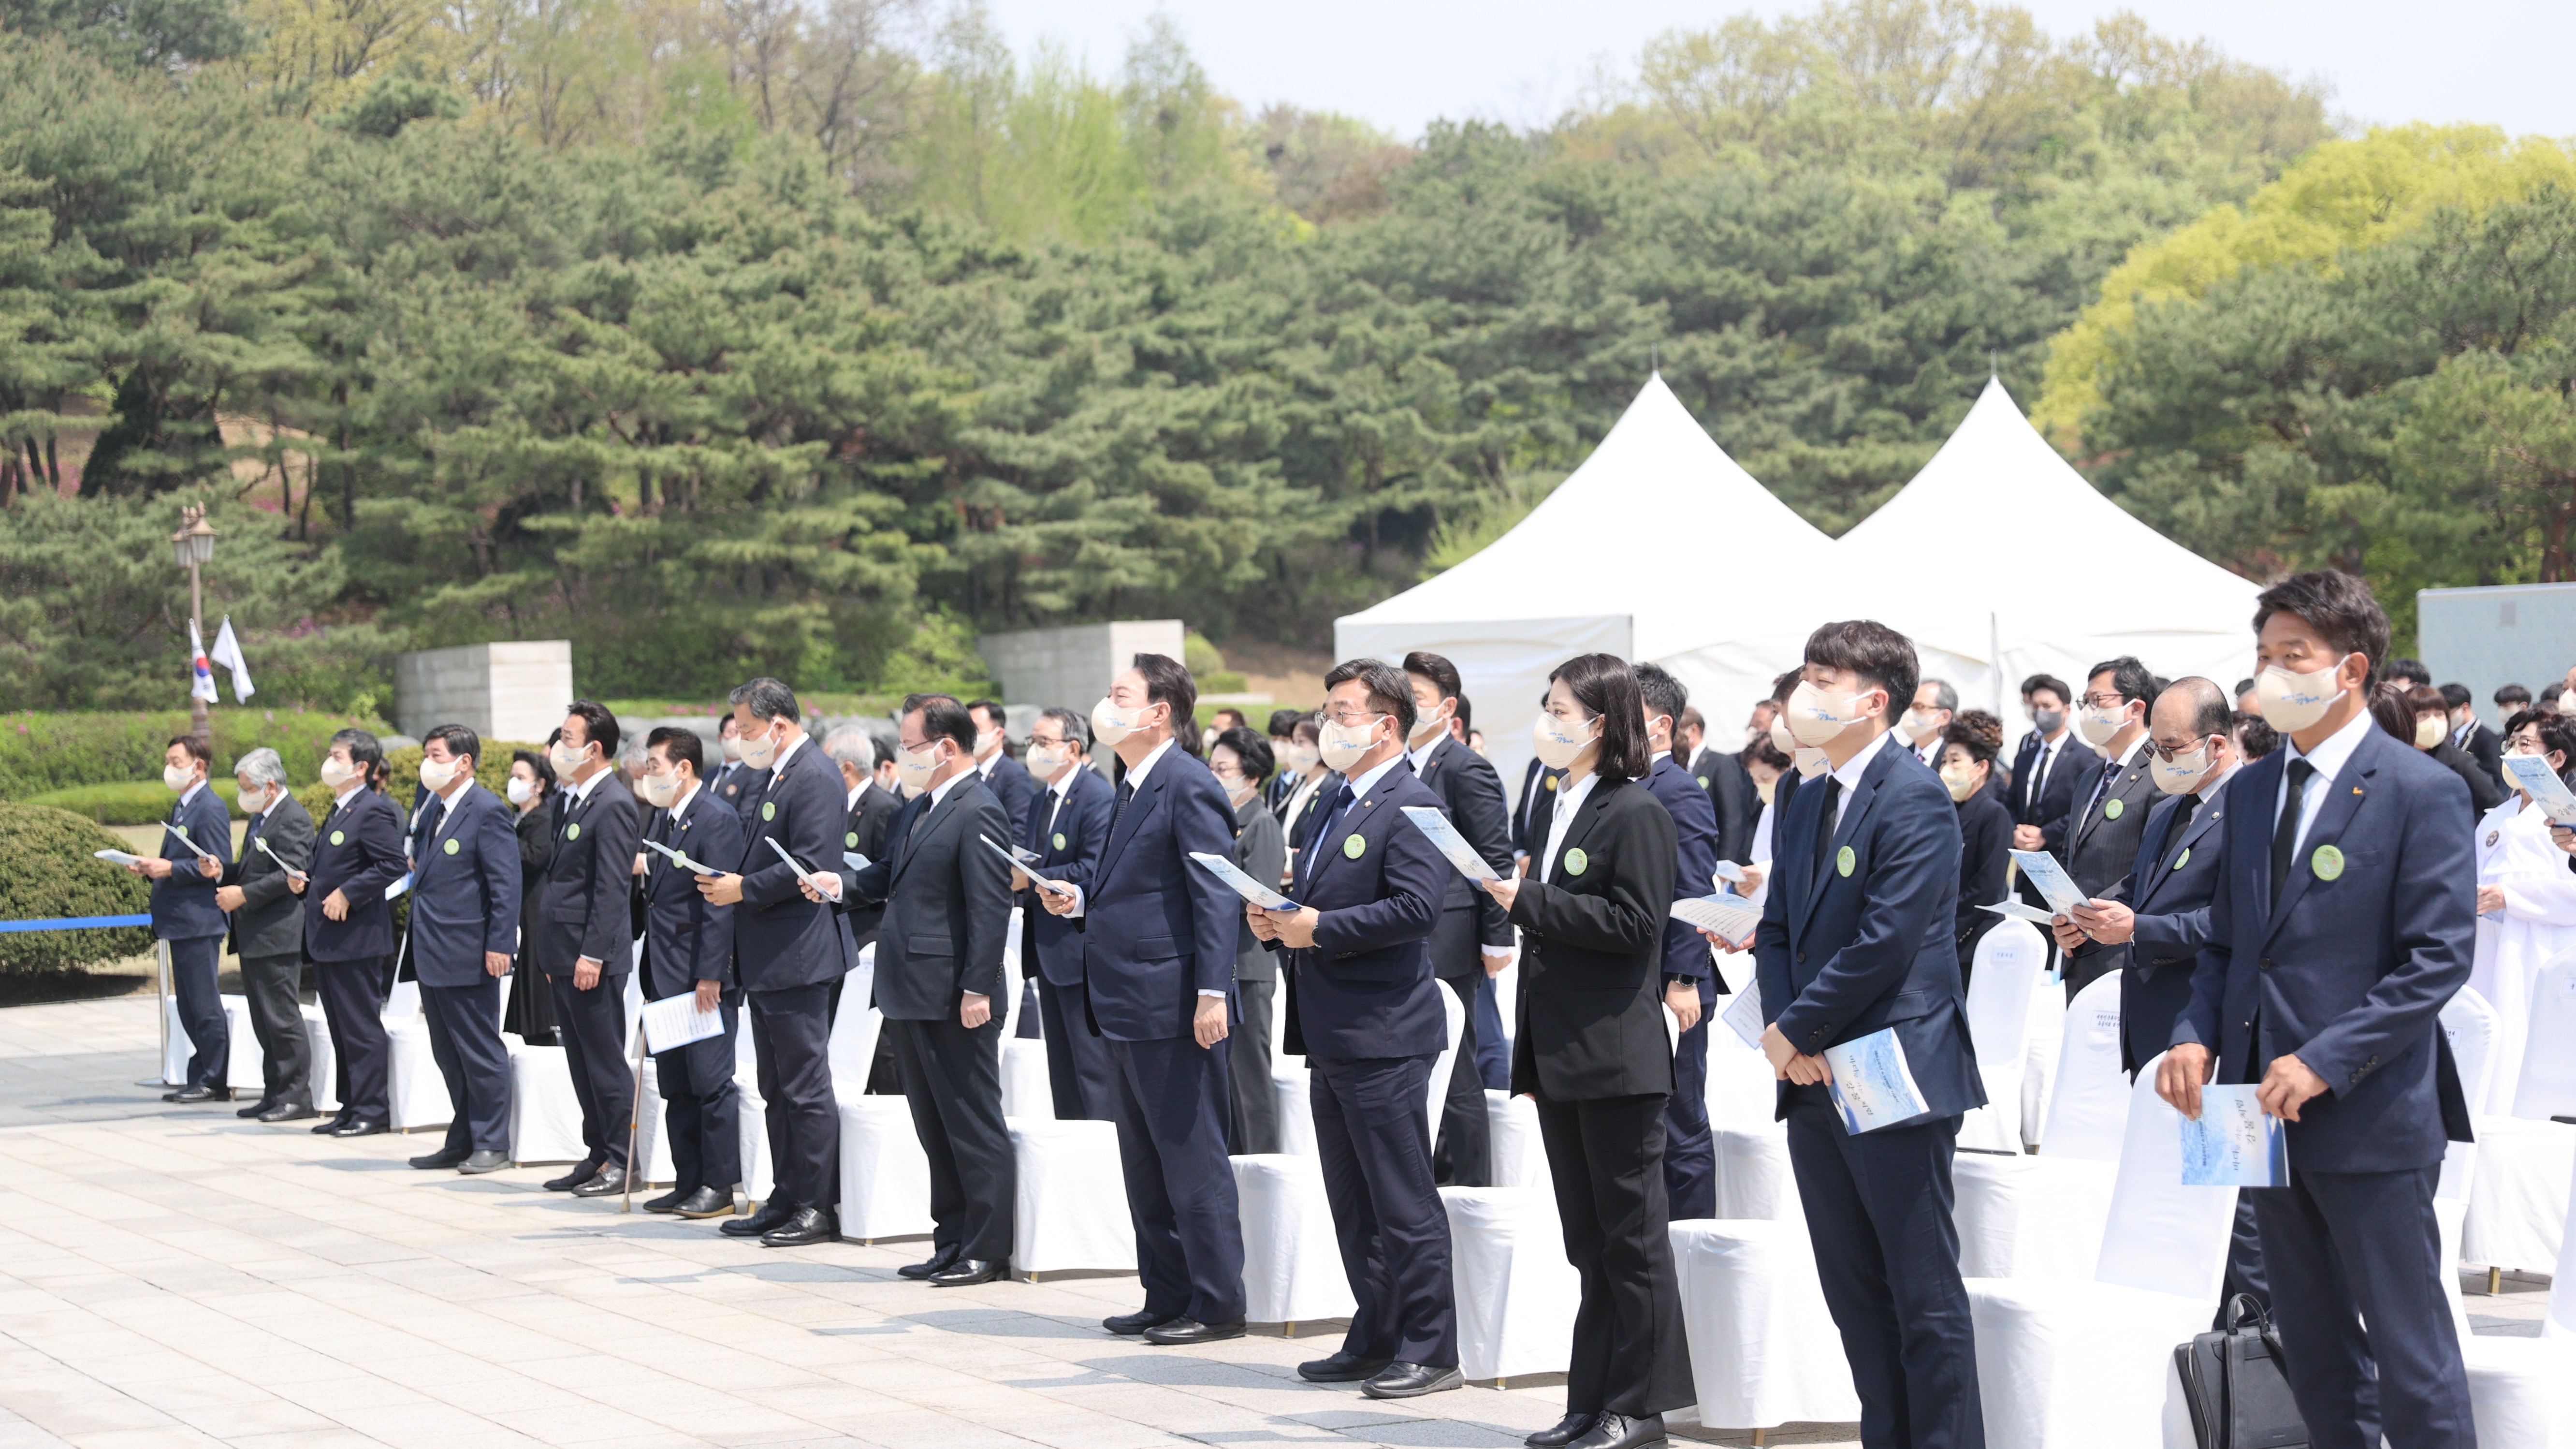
1938,710,2014,988
1482,654,1690,1449
500,746,560,1045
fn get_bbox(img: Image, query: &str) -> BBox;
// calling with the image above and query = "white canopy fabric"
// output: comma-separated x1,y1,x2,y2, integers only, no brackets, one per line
1837,378,2262,718
1336,374,1833,799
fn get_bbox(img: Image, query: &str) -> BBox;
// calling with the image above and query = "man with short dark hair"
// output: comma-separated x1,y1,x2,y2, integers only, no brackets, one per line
1018,705,1116,1119
2059,656,2160,998
402,724,520,1174
711,713,754,810
1633,662,1725,1223
636,726,746,1218
2162,570,2476,1449
304,729,408,1136
534,701,644,1197
136,734,232,1102
1264,708,1307,812
2384,656,2431,689
1678,705,1758,869
2440,683,2502,777
966,700,1036,831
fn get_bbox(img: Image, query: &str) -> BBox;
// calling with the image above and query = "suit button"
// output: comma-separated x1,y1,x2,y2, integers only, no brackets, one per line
2259,957,2271,970
1796,952,1807,965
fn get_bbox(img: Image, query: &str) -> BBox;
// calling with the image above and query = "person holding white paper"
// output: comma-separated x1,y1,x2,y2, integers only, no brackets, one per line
210,747,316,1121
2468,709,2576,1113
1017,705,1119,1121
139,733,233,1103
398,724,521,1176
634,727,746,1218
1755,620,1986,1449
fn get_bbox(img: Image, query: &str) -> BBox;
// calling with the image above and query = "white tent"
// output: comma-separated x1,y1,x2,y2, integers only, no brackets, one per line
1336,373,1833,800
1836,377,2262,720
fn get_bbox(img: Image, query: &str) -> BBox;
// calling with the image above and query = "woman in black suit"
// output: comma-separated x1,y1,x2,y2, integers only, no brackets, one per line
1939,710,2015,986
500,745,560,1045
1482,654,1689,1449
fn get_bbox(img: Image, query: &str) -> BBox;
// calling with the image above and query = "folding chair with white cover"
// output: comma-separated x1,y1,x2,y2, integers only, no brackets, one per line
2460,1161,2576,1449
1000,1036,1052,1120
385,1010,452,1132
1232,1153,1355,1326
1964,1054,2239,1449
734,1015,772,1204
507,1040,588,1164
836,1096,933,1240
824,948,882,1092
1274,1061,1317,1157
1486,1090,1548,1190
1957,921,2045,1152
1713,1122,1801,1222
1704,1008,1778,1132
632,1055,678,1186
1951,972,2127,1280
1672,1218,1861,1433
2022,968,2068,1150
218,995,262,1092
2469,950,2576,1277
1010,1116,1136,1275
302,1004,338,1113
2436,988,2499,1310
1443,1186,1580,1383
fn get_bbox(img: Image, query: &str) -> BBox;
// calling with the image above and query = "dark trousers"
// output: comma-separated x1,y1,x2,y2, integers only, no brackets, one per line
1662,979,1717,1221
2220,1196,2271,1325
422,978,511,1154
549,971,635,1170
1312,1054,1457,1366
748,984,838,1209
1472,973,1509,1091
1107,1032,1246,1324
1036,976,1117,1121
655,997,742,1194
2253,1166,2472,1449
1785,1088,1984,1449
1226,978,1281,1155
887,1014,1013,1260
238,951,309,1104
314,954,391,1120
166,935,228,1089
1532,1089,1693,1417
1431,971,1491,1187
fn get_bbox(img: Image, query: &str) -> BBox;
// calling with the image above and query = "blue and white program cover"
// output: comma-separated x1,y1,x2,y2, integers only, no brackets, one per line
2180,1084,2286,1187
1821,1026,1931,1134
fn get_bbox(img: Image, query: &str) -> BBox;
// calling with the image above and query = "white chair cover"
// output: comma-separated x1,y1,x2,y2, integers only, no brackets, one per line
1671,1219,1861,1431
1010,1116,1136,1273
825,946,879,1091
2022,975,2067,1151
1705,1019,1779,1131
383,977,421,1020
1232,1153,1355,1324
506,1042,588,1164
2464,1340,2576,1449
1428,981,1468,1144
1001,1036,1052,1120
302,1004,338,1113
734,1016,772,1204
2513,946,2576,1119
2034,972,2126,1162
2466,1118,2576,1273
633,1055,677,1186
1713,1124,1802,1224
213,994,262,1091
2447,985,2503,1117
1274,1062,1317,1157
1959,921,2046,1152
835,1095,933,1240
1964,1056,2237,1449
386,1015,452,1131
160,992,189,1087
1443,1186,1579,1382
1487,1090,1549,1191
2439,990,2497,1302
1952,1154,2117,1281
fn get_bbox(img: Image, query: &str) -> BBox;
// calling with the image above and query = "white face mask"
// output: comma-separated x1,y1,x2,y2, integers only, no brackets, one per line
2152,740,2222,796
895,742,942,794
1532,710,1598,771
1901,710,1939,744
2413,716,2446,750
1319,715,1382,773
1767,716,1797,756
975,728,1003,760
1024,742,1070,777
550,739,591,776
163,762,195,793
1784,680,1878,746
2075,701,2130,748
721,734,743,762
1281,741,1319,773
638,770,680,809
2256,660,2346,732
1793,745,1832,779
506,775,537,806
319,754,358,790
1937,762,1978,802
418,755,462,792
236,781,269,812
736,722,780,771
1409,703,1449,746
1215,768,1257,806
1092,696,1143,746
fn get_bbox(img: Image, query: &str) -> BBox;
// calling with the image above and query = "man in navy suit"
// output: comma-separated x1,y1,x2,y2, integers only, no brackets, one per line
302,730,409,1136
137,734,233,1102
1040,653,1247,1345
1751,621,1985,1449
1015,705,1117,1120
401,725,521,1174
2161,572,2477,1449
532,701,645,1199
698,678,860,1248
636,726,746,1219
2006,673,2085,854
1633,664,1725,1222
1251,659,1460,1399
968,700,1037,831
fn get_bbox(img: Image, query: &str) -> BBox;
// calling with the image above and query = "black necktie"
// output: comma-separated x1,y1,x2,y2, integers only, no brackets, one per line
2271,759,2315,909
2085,759,2116,823
1813,775,1845,881
1111,778,1135,838
417,796,446,854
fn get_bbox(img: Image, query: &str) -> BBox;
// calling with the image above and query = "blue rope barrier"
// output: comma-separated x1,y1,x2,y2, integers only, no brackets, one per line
0,914,153,934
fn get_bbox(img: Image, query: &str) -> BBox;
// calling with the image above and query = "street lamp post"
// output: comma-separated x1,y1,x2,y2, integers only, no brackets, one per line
171,504,218,739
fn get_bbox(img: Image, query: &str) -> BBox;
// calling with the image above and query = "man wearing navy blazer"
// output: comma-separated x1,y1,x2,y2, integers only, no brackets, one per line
303,730,409,1137
2006,674,2085,853
1753,621,1985,1449
849,693,1017,1284
1039,653,1246,1345
531,701,645,1199
401,725,521,1175
698,678,860,1248
1251,659,1460,1399
968,700,1038,833
1016,705,1116,1120
137,734,233,1102
2161,572,2477,1449
635,726,746,1219
1633,665,1726,1223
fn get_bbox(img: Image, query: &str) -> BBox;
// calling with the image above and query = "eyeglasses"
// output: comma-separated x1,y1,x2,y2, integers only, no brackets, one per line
2145,736,2215,764
1320,708,1385,728
2081,693,2127,711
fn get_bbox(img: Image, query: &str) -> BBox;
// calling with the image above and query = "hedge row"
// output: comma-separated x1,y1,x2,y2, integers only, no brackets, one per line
29,742,544,825
0,803,155,972
0,709,395,802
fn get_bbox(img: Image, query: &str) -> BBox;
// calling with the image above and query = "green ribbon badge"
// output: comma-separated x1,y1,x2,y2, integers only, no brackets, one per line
2103,797,2124,820
2173,847,2190,870
761,802,776,821
1836,845,1856,878
442,838,459,856
1564,846,1588,876
566,823,581,840
1343,833,1366,860
846,830,859,848
1696,775,1711,788
2312,843,2344,882
329,830,345,846
1052,832,1067,850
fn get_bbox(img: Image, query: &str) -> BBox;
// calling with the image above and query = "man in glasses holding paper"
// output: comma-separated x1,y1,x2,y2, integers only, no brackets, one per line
634,726,745,1218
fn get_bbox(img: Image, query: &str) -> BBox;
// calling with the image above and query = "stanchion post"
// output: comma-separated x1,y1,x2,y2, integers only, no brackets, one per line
156,937,173,1085
622,1030,646,1213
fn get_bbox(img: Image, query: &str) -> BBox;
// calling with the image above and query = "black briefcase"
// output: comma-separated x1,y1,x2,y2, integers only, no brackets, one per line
2175,1295,2308,1449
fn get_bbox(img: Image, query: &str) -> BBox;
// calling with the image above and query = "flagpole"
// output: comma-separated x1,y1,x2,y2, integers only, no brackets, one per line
171,506,219,739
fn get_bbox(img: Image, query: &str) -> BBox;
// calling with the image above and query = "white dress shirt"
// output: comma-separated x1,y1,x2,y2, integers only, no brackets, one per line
2275,706,2374,855
1065,737,1173,920
1540,770,1601,884
1826,729,1895,834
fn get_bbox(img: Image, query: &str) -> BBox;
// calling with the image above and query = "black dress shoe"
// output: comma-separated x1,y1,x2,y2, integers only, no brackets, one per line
1103,1308,1178,1335
1526,1412,1598,1448
642,1186,690,1213
258,1101,317,1124
721,1200,796,1237
330,1119,388,1138
899,1244,964,1280
570,1167,631,1198
236,1098,274,1118
542,1161,605,1192
1362,1362,1463,1400
1564,1413,1663,1449
926,1258,1008,1287
1297,1350,1394,1383
458,1151,509,1175
672,1186,735,1218
311,1114,349,1135
1142,1317,1244,1346
169,1084,230,1103
408,1147,470,1171
760,1207,840,1248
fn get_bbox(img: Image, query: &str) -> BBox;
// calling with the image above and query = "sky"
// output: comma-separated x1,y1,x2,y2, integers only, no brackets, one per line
979,0,2576,144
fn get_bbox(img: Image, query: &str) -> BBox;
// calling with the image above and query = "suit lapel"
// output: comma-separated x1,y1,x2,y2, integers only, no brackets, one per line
1548,776,1617,880
1798,748,1888,937
1098,762,1168,880
894,777,975,883
1311,761,1412,892
2265,735,2378,944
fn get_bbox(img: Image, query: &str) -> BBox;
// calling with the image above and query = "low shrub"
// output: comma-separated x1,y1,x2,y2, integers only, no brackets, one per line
0,803,154,971
0,708,394,802
29,742,537,827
